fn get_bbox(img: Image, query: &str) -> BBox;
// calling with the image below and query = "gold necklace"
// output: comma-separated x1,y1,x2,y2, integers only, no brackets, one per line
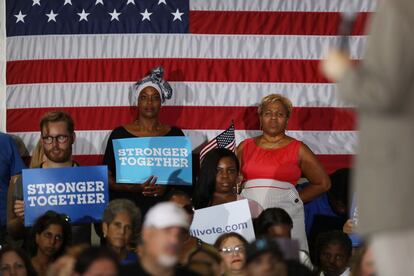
260,135,286,147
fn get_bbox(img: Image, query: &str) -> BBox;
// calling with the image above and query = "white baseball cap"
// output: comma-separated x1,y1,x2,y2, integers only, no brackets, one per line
143,202,190,229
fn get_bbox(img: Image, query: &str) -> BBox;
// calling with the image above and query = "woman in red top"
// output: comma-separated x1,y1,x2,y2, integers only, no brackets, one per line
237,94,331,251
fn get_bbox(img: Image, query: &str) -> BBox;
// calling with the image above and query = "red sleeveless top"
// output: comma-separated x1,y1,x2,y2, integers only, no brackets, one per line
241,138,302,185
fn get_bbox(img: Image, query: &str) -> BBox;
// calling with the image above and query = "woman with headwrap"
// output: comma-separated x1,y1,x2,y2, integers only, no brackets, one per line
102,66,185,215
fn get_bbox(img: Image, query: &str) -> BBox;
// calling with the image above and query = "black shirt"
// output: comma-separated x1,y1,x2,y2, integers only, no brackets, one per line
102,126,186,214
120,262,199,276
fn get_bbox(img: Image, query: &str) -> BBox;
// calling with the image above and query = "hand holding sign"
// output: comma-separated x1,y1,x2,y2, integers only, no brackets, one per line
141,176,166,197
343,219,354,234
14,200,24,220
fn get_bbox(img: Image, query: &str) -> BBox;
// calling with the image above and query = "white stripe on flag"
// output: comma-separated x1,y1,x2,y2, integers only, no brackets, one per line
10,130,358,156
190,0,377,12
6,82,353,108
7,34,367,61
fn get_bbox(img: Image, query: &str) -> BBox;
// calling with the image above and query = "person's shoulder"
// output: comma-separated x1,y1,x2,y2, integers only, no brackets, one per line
0,133,19,153
119,262,149,276
239,137,255,147
285,135,300,144
0,132,12,143
109,126,131,139
167,126,185,136
175,266,200,276
284,136,304,149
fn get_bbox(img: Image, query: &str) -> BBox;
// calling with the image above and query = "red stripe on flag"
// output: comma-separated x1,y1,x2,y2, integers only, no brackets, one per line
69,154,352,175
190,11,371,35
6,106,356,132
6,58,332,84
317,154,354,174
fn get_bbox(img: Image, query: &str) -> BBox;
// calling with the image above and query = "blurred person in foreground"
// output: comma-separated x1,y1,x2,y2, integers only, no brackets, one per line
73,246,119,276
245,238,287,276
166,189,206,265
321,0,414,274
120,202,198,276
186,244,221,276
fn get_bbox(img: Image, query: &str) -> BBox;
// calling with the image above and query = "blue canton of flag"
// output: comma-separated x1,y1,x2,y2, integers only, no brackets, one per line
7,0,189,36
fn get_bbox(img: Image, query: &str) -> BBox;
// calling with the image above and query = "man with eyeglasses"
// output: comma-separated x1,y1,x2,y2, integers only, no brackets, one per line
7,111,91,245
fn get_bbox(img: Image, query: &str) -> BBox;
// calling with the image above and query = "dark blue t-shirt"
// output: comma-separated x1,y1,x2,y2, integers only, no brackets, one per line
0,133,25,225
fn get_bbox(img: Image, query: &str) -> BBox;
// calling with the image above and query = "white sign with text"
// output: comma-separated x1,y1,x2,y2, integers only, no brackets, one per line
190,199,255,244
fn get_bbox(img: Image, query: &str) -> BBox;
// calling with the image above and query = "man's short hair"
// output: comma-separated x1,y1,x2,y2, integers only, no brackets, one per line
39,111,75,134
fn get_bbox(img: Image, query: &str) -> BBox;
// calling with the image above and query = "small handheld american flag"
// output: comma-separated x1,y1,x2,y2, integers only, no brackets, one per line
199,122,236,163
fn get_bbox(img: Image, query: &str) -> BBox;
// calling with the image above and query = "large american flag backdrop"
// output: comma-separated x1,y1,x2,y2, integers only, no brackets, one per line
4,0,376,173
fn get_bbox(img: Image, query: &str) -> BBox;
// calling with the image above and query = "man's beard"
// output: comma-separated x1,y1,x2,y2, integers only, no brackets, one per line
44,147,72,163
157,254,178,268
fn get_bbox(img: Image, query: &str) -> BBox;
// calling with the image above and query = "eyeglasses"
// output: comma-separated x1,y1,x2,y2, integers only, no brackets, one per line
42,135,70,144
220,245,245,255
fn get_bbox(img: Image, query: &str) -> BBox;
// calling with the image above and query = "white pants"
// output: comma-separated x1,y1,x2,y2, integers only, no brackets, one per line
242,179,309,252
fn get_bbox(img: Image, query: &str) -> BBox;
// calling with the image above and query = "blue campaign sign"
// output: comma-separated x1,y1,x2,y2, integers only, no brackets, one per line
113,136,192,185
22,166,109,227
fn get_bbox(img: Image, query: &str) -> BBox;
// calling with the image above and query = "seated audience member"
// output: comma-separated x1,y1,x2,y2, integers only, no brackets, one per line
46,244,88,276
245,238,287,276
186,244,221,276
166,189,205,265
214,232,248,276
350,243,376,276
102,199,141,265
166,189,194,223
315,231,352,276
255,208,314,271
29,211,71,276
7,111,91,245
0,246,37,276
73,246,119,276
193,148,263,218
302,169,350,250
121,202,198,275
286,260,316,276
1,132,25,244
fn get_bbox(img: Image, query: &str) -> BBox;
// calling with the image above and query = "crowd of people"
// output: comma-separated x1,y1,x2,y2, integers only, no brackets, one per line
0,67,376,276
